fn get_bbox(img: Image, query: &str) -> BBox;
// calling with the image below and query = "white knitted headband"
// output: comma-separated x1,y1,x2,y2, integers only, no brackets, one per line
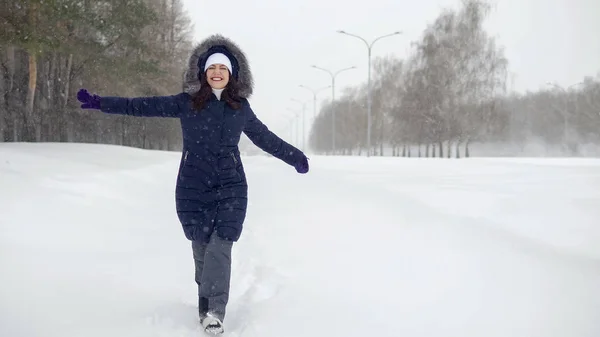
204,53,233,74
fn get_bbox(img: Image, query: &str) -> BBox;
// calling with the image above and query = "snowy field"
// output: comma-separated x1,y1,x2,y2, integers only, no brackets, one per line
1,142,600,337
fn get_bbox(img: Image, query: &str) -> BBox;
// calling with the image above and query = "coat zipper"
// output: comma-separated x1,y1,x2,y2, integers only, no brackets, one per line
230,152,237,164
179,150,189,176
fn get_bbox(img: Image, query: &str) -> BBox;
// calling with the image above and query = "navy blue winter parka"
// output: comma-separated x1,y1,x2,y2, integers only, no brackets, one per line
98,35,306,243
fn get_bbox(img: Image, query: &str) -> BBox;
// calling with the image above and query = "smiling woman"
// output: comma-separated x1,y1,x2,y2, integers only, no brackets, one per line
190,46,243,112
74,34,310,335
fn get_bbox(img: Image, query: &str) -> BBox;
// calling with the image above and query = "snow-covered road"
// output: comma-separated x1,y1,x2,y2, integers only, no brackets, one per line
1,143,599,337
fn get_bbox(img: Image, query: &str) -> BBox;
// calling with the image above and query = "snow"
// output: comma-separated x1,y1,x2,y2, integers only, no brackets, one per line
1,142,599,337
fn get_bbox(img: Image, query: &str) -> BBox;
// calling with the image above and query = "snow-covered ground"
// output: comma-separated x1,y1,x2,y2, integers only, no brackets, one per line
1,143,599,337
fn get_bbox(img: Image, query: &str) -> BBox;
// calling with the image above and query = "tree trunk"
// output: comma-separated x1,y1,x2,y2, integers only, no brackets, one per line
38,54,50,141
48,52,58,141
0,50,6,142
5,46,18,142
455,141,461,158
142,121,147,148
25,51,38,141
25,1,40,141
61,53,73,142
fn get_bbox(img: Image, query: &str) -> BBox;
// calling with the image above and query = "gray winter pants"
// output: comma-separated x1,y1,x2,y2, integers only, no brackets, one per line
192,233,233,322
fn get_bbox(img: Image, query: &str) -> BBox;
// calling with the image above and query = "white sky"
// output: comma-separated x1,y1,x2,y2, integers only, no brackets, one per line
180,0,600,133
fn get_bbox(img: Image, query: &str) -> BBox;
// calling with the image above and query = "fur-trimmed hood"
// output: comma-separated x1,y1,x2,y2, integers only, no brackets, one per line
182,34,254,98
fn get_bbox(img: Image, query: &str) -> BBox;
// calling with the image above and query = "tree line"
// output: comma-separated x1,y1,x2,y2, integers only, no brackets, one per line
308,0,600,157
0,0,193,150
2,0,598,157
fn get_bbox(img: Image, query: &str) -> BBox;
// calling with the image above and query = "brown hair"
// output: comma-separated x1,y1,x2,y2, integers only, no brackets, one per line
191,74,242,111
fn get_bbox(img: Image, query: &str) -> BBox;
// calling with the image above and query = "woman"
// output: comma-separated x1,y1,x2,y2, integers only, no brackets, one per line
76,34,309,335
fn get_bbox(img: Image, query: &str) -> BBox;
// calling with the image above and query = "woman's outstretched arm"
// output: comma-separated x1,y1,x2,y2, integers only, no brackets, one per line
77,88,189,118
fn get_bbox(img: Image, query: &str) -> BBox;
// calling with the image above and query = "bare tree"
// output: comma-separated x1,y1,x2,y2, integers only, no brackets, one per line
308,0,514,158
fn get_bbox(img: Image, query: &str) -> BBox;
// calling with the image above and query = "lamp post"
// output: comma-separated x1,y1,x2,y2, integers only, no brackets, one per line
285,108,301,147
288,117,295,144
311,65,356,154
299,84,331,119
337,30,401,157
546,81,584,153
282,116,296,146
291,98,309,151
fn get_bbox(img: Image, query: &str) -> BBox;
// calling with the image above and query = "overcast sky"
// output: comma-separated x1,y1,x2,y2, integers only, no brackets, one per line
180,0,600,135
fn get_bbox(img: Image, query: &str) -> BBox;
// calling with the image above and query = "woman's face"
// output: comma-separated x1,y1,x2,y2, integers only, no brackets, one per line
205,64,230,89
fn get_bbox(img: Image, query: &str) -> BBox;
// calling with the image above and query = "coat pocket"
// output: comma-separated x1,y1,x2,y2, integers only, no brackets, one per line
216,151,243,185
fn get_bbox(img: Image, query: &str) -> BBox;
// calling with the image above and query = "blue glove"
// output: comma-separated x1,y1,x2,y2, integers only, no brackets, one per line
295,155,309,174
77,88,101,109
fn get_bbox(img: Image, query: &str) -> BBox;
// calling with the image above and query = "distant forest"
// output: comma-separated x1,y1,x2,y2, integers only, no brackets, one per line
1,0,599,157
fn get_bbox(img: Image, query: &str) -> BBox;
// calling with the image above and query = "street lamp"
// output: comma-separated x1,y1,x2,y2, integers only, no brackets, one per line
291,98,309,151
285,108,301,148
546,82,584,91
545,81,584,153
299,84,331,119
337,30,402,157
311,65,356,154
277,114,296,147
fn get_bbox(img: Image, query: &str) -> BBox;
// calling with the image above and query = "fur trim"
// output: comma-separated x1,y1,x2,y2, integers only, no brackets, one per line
182,34,254,98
